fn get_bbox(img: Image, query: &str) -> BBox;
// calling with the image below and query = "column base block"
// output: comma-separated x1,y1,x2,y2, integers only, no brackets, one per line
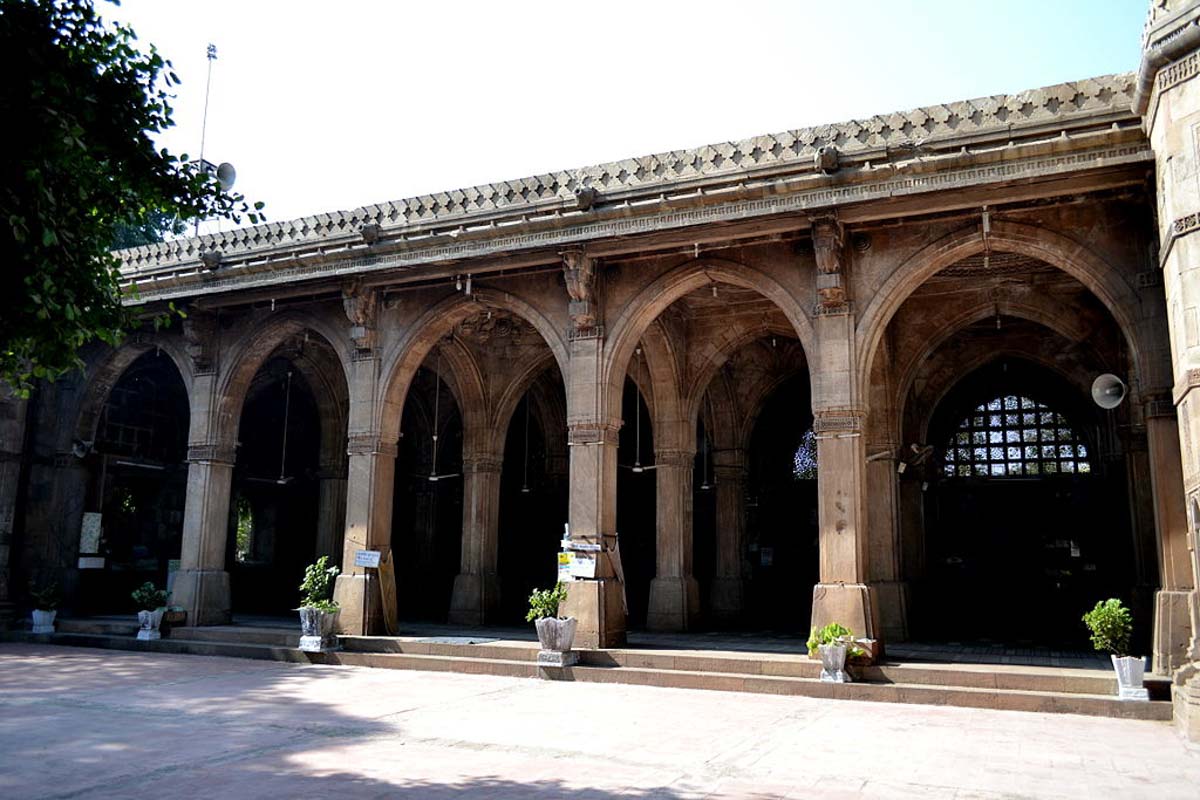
1174,663,1200,744
810,582,880,642
871,580,909,642
561,579,625,649
709,577,744,625
170,569,231,626
646,576,701,632
448,573,501,626
332,573,382,636
1153,589,1195,675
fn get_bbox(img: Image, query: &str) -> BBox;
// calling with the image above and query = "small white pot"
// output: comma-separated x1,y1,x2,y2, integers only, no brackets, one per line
298,607,340,652
137,608,164,641
534,617,578,652
1111,654,1148,701
818,642,851,683
31,609,57,634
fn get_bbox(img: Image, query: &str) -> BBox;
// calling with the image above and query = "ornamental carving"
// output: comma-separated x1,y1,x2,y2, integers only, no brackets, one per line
811,214,847,311
812,408,864,435
181,312,218,375
342,279,379,352
346,433,399,458
562,247,599,334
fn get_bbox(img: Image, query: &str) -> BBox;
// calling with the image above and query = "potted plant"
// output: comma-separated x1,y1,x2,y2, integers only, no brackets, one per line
131,582,169,641
29,581,60,633
1082,598,1147,701
527,582,577,666
298,556,340,653
807,622,865,683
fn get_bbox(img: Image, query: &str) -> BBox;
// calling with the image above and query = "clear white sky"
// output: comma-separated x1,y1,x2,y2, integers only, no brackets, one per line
109,0,1148,226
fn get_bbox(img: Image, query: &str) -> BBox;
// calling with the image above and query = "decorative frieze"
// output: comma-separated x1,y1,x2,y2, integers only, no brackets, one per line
812,409,865,435
567,421,621,447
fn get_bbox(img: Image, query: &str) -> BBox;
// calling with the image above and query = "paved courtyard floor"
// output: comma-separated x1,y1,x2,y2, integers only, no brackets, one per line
0,643,1197,799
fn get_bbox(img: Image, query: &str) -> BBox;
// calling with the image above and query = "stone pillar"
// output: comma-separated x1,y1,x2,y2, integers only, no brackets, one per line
449,432,503,625
810,408,878,639
1138,0,1200,741
709,448,746,623
866,443,908,642
315,460,348,563
0,388,28,629
646,446,700,631
172,370,233,626
1147,409,1195,675
332,432,396,634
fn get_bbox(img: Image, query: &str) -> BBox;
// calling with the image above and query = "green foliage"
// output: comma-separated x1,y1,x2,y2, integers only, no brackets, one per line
234,495,253,562
806,622,865,657
110,209,186,250
526,582,568,622
28,579,60,610
1082,598,1133,656
130,581,168,610
299,555,339,611
0,0,264,395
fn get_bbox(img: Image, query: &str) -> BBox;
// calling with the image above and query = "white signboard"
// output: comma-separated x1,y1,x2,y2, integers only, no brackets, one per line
355,549,382,568
568,552,596,579
78,556,105,570
557,551,576,583
80,512,102,553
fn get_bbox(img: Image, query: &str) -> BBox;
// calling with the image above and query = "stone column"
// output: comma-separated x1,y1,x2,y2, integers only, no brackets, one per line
1138,0,1200,741
172,370,233,626
866,442,908,642
314,459,348,562
709,448,746,623
646,446,699,631
332,432,396,634
449,430,503,625
1146,406,1195,675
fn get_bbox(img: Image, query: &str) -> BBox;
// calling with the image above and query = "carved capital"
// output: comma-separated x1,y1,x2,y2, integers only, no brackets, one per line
1145,392,1177,419
567,420,621,447
181,312,218,376
811,214,848,311
653,449,694,468
186,443,237,465
342,279,379,353
562,247,600,335
463,454,504,474
346,433,398,458
812,408,864,435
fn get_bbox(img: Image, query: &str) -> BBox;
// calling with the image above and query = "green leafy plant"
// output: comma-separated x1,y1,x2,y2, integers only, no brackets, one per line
28,580,60,610
130,582,168,611
526,582,568,622
299,556,340,613
807,622,865,657
1082,598,1132,656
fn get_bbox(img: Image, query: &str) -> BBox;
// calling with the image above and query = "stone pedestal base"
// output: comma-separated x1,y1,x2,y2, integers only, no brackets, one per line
537,649,579,667
448,573,501,626
136,629,161,641
1153,589,1194,675
810,582,879,641
560,579,625,649
709,577,744,625
332,573,382,635
646,576,700,632
1173,664,1200,743
871,580,909,642
170,569,231,626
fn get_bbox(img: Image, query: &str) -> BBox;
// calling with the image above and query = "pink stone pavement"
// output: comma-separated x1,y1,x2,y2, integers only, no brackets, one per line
1,643,1197,799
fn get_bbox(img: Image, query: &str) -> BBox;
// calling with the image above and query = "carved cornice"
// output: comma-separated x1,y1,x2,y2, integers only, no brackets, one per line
812,409,865,435
346,433,399,458
186,443,237,465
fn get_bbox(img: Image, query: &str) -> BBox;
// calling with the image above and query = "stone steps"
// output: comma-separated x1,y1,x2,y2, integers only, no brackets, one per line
4,626,1171,722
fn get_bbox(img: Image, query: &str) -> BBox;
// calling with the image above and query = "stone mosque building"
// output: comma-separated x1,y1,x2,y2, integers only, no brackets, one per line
3,1,1200,738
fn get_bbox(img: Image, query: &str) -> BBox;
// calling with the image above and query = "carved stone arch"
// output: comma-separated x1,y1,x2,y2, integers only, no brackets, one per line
435,335,489,451
857,220,1147,399
378,289,568,444
490,350,558,435
701,369,743,453
639,319,687,450
738,365,810,454
73,337,194,450
684,320,800,432
604,257,815,427
214,311,352,447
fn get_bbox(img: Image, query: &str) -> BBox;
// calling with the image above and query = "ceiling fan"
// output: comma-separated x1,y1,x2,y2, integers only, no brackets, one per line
245,370,296,486
619,348,657,475
425,352,460,483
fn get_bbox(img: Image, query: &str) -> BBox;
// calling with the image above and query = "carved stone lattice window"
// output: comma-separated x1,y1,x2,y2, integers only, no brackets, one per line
942,395,1091,478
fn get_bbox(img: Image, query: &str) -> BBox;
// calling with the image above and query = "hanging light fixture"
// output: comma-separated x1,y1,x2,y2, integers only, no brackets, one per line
521,396,532,494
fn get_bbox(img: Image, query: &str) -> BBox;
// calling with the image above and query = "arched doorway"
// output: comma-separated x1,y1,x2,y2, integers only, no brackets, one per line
82,350,189,613
617,375,656,629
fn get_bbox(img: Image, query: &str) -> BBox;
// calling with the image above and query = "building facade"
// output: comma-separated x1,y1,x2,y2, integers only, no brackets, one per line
2,1,1200,738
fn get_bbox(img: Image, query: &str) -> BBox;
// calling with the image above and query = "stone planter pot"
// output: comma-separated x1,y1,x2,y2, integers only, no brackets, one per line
31,609,57,634
1112,654,1148,701
818,642,850,683
535,616,577,651
137,608,164,641
298,607,340,652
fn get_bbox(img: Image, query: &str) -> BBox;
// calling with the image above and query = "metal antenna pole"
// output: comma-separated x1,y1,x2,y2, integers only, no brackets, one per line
196,43,218,236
